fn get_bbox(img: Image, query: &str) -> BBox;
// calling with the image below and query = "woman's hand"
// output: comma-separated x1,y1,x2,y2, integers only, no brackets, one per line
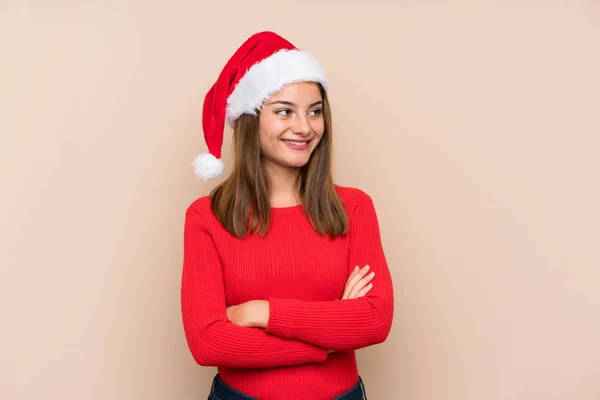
226,300,270,328
341,265,375,300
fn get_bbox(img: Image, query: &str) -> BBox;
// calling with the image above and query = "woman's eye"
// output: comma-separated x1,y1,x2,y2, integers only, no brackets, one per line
276,109,292,116
309,109,323,117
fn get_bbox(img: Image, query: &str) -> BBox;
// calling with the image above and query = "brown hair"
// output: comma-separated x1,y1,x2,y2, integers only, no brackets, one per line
210,84,349,238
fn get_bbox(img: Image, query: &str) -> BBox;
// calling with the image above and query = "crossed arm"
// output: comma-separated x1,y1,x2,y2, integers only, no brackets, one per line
181,196,394,368
227,196,394,351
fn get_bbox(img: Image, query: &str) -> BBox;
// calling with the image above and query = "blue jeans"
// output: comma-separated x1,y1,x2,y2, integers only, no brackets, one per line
207,374,367,400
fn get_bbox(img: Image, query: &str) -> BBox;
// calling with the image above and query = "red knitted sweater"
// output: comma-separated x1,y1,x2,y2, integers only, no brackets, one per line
181,186,394,400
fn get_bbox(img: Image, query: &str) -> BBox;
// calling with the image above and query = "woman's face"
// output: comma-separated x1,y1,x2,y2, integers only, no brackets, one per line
258,82,325,172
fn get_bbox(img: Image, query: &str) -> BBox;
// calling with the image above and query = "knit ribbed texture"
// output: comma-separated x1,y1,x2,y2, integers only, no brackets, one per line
181,186,394,400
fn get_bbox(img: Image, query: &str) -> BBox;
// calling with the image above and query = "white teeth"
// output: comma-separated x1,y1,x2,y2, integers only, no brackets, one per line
283,139,308,145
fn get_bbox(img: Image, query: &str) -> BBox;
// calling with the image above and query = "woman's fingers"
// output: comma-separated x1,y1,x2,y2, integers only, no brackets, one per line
355,283,374,298
347,271,375,299
342,265,366,299
342,265,374,299
347,265,370,290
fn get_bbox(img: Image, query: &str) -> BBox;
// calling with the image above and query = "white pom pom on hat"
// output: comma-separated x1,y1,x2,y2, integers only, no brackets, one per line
192,153,225,181
192,31,329,180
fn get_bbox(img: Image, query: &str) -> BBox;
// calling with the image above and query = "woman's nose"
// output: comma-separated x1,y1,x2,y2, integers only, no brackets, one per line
291,114,311,135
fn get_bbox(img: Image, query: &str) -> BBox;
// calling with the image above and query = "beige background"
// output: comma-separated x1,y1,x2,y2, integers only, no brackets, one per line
1,1,599,399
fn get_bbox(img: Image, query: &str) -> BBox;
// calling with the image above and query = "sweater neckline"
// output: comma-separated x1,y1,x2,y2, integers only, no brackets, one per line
270,204,305,215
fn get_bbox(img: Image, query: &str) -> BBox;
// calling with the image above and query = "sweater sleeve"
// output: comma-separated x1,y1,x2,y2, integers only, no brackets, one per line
264,195,394,351
181,206,329,368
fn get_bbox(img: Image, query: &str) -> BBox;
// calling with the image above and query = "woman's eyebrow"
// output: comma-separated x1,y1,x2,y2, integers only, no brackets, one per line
266,100,295,107
266,100,324,107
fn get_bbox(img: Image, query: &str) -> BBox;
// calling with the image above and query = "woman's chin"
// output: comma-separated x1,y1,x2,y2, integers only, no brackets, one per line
284,157,311,168
264,151,313,170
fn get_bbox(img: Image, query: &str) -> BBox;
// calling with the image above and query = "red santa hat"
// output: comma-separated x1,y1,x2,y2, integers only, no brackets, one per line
192,31,329,180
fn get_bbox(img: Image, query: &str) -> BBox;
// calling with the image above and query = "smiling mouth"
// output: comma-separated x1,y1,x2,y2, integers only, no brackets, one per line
281,138,312,151
282,139,311,146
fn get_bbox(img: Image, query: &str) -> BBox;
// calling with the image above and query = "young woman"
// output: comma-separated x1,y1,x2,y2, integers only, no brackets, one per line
181,31,394,400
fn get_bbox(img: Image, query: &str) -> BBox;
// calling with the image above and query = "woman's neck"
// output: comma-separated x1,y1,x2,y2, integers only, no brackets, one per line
264,162,301,208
